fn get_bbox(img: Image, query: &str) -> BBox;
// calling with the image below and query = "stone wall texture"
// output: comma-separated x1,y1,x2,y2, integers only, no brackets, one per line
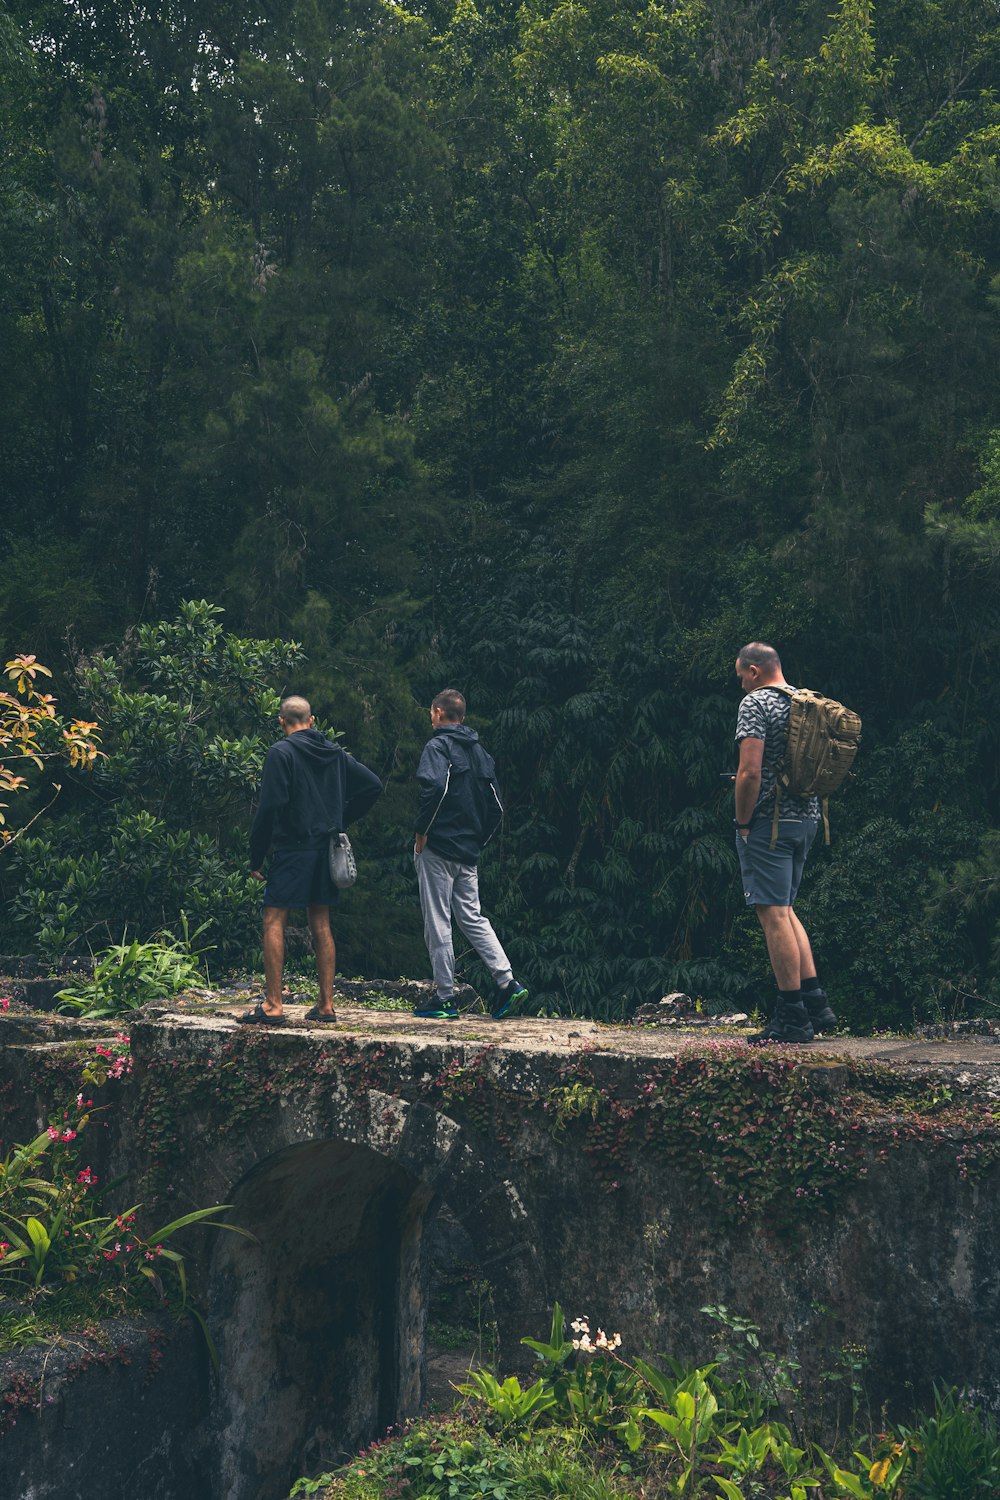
0,1317,208,1500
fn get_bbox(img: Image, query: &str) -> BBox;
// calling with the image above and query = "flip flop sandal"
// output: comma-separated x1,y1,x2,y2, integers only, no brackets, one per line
304,1004,338,1023
237,1001,286,1027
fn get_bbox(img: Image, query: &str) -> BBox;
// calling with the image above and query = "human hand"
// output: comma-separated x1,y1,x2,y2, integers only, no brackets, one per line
251,869,265,881
414,833,427,855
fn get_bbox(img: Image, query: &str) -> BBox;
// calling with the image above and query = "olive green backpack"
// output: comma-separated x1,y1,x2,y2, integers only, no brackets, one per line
768,685,862,846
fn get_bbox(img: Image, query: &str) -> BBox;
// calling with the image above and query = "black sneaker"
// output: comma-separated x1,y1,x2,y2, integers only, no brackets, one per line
748,999,814,1045
492,980,528,1020
803,990,838,1033
414,995,459,1020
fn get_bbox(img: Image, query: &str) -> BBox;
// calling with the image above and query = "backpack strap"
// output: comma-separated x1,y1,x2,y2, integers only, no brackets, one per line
821,796,830,846
761,685,793,848
762,684,798,848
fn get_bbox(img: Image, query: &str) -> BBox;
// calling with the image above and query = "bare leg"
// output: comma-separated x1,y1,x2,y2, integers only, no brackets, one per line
262,906,290,1014
788,908,816,981
307,905,336,1013
755,905,804,990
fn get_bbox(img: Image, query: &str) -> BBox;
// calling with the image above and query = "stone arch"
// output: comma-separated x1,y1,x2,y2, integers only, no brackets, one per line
201,1089,547,1500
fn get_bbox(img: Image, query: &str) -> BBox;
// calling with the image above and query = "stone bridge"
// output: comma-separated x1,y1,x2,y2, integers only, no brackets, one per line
3,999,1000,1500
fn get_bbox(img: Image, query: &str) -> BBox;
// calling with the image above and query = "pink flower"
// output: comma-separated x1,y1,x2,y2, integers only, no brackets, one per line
76,1167,97,1186
0,997,10,1011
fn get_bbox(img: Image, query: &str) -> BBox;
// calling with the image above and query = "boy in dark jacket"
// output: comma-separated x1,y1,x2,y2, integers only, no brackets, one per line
242,696,382,1026
413,688,527,1020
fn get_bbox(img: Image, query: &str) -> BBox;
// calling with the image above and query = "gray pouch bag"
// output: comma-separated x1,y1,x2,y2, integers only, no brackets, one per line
328,831,358,889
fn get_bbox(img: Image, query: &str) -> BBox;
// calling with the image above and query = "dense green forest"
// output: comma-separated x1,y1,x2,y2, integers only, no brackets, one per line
1,0,999,1026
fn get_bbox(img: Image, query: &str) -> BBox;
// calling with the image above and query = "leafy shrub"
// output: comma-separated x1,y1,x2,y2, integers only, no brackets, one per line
9,813,263,966
900,1386,1000,1500
427,1320,477,1352
0,1038,249,1324
329,1419,515,1500
0,653,101,845
290,1305,1000,1500
500,1449,631,1500
55,927,210,1017
0,601,300,965
291,1418,638,1500
454,1369,557,1430
700,1303,801,1428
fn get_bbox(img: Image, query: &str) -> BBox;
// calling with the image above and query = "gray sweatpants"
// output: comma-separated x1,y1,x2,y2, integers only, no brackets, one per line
415,847,513,999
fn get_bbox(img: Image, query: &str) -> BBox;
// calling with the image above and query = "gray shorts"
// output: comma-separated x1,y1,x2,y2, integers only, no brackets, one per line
736,817,818,908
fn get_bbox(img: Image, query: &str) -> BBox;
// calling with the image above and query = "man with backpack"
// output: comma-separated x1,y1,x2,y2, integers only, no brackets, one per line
733,642,844,1044
412,688,528,1021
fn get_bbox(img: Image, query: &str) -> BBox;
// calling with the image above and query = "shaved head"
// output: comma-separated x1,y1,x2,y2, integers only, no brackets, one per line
279,695,313,726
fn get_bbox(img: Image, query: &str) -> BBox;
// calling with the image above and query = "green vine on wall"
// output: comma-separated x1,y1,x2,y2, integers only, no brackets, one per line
538,1043,1000,1227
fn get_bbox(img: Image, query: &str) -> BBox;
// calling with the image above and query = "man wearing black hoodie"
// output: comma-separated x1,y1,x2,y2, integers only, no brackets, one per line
413,688,527,1020
241,696,383,1026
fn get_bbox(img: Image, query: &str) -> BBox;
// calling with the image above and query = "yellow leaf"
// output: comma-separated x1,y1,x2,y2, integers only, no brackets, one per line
869,1447,901,1487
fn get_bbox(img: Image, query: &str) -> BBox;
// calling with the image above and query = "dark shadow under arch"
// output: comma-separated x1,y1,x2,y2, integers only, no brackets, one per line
201,1100,547,1500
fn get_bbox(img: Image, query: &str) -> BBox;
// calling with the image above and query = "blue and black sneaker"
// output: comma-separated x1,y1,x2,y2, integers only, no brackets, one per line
492,980,528,1020
413,994,460,1020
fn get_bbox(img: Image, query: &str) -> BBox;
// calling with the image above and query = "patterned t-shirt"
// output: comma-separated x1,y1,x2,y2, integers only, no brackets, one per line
735,686,821,820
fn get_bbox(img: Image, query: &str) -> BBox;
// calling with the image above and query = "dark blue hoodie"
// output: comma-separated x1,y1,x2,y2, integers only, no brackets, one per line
414,723,503,864
249,729,382,870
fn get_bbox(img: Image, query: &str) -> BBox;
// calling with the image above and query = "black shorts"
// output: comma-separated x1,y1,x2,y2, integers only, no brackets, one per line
262,846,339,909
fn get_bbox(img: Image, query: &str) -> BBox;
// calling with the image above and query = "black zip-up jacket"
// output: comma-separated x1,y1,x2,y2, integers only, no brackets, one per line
249,729,383,870
414,723,503,864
